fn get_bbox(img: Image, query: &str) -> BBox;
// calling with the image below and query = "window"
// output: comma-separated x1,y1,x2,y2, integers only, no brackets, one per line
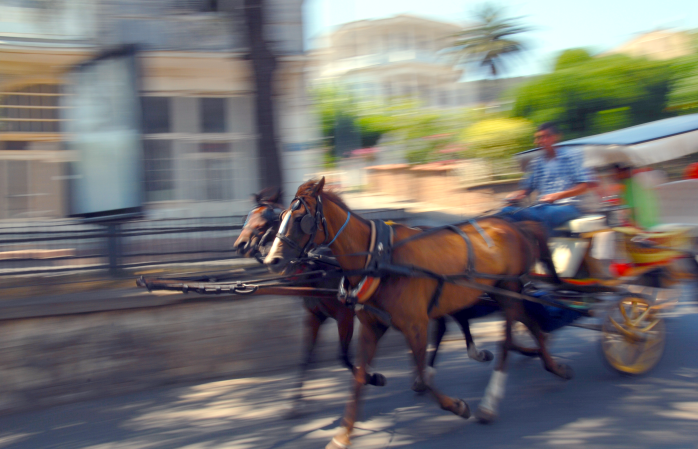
143,140,175,202
0,84,62,133
199,143,233,201
141,97,171,134
384,82,392,99
174,0,219,12
200,98,226,133
440,90,450,107
1,141,28,151
7,160,28,217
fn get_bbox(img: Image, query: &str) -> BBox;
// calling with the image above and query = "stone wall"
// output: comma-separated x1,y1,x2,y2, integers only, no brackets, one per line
0,293,405,416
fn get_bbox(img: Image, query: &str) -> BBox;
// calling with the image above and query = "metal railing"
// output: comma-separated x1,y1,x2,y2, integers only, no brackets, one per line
0,208,407,277
0,216,245,277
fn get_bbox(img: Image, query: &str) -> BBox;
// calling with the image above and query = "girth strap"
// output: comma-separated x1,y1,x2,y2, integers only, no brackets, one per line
427,278,445,315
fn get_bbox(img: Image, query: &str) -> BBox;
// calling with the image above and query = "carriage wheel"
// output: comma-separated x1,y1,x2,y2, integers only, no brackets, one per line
600,295,665,375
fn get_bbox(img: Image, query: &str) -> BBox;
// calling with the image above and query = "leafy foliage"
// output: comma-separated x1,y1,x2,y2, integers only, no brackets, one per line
512,54,676,139
554,48,593,71
449,2,531,78
668,30,698,114
460,117,534,159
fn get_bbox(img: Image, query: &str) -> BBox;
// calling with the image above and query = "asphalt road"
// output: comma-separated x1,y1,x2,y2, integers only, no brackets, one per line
1,286,698,449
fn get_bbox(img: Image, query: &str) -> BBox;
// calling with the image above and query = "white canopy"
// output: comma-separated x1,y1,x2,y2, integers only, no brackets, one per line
516,114,698,170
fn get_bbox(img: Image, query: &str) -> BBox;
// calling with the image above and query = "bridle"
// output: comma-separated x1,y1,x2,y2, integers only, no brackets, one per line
275,194,352,260
242,203,282,261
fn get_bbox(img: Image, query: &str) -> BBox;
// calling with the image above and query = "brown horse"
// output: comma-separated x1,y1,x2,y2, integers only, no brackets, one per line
234,189,386,416
236,189,497,391
265,178,571,448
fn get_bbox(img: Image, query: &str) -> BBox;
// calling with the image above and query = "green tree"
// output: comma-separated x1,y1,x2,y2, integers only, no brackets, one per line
512,54,675,138
450,3,531,78
668,30,698,114
311,85,395,161
554,48,592,71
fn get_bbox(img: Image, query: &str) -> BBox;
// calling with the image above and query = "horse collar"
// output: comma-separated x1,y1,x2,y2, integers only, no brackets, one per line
337,220,394,306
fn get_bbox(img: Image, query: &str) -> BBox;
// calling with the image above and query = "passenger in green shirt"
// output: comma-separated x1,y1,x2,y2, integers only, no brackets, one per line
613,164,661,229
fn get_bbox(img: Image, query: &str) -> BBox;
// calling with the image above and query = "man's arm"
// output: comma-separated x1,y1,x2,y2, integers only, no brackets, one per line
506,189,531,201
539,183,590,203
507,158,537,201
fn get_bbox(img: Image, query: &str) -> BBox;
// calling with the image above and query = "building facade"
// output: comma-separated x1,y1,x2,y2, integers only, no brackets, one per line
309,14,474,108
0,0,318,219
606,30,693,61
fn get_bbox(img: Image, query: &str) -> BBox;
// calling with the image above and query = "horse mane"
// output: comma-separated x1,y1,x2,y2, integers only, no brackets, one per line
295,180,348,211
295,179,367,223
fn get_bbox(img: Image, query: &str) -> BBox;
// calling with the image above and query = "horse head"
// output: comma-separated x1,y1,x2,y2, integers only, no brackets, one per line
263,177,330,273
234,187,283,260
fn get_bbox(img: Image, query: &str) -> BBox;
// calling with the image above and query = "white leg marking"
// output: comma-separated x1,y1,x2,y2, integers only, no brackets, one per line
479,370,507,414
330,427,350,448
423,366,436,386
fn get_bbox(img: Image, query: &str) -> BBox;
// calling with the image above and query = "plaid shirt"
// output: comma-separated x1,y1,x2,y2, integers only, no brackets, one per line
520,146,595,202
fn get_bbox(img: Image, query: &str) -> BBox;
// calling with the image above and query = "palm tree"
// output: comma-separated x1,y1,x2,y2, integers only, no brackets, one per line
451,3,530,79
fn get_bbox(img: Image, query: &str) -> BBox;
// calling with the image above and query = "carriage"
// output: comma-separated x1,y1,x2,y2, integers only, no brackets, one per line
136,114,698,448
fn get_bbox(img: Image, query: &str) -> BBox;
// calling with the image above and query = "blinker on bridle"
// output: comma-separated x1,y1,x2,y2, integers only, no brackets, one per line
276,194,351,258
242,204,278,228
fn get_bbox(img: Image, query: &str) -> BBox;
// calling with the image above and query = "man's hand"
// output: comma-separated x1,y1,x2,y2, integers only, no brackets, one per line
540,183,590,204
539,192,561,203
506,190,527,202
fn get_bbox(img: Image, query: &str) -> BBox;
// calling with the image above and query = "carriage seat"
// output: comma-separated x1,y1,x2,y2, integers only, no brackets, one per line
554,214,607,234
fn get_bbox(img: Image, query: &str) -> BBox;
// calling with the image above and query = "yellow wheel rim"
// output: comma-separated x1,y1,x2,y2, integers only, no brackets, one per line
601,296,665,375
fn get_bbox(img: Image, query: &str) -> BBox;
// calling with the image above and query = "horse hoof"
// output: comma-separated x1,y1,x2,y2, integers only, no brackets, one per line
369,373,387,387
326,430,351,449
411,378,428,393
283,401,308,419
326,438,350,449
480,350,494,362
455,399,471,419
557,363,574,380
476,407,497,424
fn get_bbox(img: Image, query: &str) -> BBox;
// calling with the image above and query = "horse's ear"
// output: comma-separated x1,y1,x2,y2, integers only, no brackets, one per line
312,177,325,196
269,187,282,204
252,192,262,204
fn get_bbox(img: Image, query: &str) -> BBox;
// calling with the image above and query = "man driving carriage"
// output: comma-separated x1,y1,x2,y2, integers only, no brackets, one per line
503,122,597,237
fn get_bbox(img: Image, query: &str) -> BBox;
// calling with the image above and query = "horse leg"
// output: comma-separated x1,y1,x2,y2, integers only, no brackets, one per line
335,305,355,372
335,305,386,387
522,316,574,380
288,310,325,418
453,308,494,363
412,317,446,393
328,318,388,449
476,283,525,424
406,319,470,419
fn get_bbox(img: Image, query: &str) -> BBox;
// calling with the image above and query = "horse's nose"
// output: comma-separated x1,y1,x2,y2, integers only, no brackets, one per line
236,240,248,255
265,256,283,272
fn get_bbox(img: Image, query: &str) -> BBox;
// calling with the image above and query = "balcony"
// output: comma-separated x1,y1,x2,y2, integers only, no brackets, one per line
326,50,452,76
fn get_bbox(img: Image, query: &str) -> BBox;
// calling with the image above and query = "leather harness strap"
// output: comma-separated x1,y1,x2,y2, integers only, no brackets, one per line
338,219,393,305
